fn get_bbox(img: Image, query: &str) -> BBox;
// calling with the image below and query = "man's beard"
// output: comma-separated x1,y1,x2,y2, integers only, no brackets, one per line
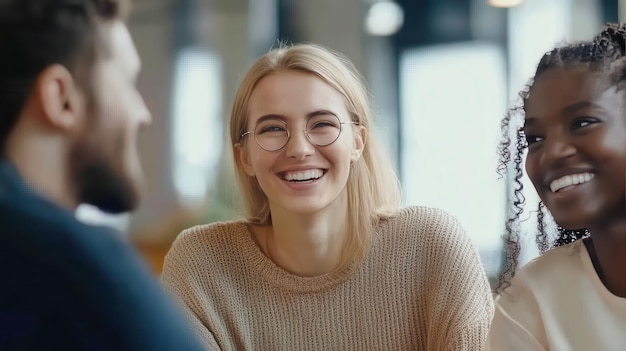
77,160,138,214
69,133,139,214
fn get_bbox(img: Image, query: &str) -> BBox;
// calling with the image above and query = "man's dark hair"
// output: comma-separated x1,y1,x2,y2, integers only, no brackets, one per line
496,23,626,293
0,0,129,153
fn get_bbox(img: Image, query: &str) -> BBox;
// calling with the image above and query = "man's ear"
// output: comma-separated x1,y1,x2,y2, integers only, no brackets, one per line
33,64,85,132
235,143,255,176
350,125,366,163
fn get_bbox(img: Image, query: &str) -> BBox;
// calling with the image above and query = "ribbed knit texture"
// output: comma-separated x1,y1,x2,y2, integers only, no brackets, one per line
161,206,494,350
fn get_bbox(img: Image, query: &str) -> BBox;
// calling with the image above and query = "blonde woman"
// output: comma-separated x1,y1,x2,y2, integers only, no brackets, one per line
161,43,493,350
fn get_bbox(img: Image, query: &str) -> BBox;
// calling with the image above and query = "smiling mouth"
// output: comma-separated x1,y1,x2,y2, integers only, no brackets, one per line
549,172,594,193
280,169,327,183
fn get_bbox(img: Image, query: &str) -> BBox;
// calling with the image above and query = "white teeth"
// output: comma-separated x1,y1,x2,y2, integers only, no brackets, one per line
550,173,594,193
284,169,324,181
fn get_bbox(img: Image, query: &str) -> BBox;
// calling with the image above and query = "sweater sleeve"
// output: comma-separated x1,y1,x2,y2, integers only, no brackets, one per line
421,210,495,350
160,229,221,351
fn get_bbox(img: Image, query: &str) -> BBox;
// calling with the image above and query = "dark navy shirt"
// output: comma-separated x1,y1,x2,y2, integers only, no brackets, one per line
0,161,205,350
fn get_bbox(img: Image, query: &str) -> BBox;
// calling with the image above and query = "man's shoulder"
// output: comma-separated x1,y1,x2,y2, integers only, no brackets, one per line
0,195,205,350
0,178,154,300
0,188,143,291
0,189,128,268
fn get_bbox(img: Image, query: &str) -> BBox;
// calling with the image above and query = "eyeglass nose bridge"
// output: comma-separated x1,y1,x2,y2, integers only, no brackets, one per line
277,128,317,151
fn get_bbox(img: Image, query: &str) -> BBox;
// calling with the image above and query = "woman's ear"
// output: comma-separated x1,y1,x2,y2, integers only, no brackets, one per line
350,125,366,163
235,143,255,176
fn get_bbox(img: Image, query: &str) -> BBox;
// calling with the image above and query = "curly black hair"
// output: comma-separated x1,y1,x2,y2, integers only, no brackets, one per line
496,23,626,293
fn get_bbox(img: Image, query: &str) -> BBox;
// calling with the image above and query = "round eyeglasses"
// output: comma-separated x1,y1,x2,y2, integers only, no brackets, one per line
240,113,358,152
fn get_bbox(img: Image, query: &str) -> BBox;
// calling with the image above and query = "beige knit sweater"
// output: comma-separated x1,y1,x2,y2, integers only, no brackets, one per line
160,206,494,351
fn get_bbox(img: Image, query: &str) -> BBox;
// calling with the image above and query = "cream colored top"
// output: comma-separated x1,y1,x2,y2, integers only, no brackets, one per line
489,239,626,350
161,206,494,351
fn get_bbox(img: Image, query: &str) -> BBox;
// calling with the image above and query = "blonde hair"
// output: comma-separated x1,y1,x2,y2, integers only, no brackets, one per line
229,43,402,260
